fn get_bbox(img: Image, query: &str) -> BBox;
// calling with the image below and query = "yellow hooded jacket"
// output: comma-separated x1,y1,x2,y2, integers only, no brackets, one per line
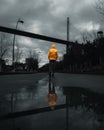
47,93,58,110
48,44,58,60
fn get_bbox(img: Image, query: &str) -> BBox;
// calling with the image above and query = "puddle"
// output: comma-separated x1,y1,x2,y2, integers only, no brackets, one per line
0,77,104,130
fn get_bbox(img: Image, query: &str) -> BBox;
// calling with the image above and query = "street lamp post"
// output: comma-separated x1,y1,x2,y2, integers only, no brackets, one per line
12,18,24,71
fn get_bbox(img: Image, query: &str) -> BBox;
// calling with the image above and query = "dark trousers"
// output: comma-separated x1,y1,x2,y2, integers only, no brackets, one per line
49,60,55,76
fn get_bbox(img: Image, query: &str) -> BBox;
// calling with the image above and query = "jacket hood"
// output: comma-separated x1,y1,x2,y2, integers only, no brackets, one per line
51,44,56,49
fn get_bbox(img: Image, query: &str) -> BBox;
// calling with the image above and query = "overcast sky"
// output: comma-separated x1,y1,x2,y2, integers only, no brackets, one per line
0,0,103,67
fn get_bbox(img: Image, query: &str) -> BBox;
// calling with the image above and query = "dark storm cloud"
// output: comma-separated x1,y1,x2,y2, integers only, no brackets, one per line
0,0,99,38
0,0,101,65
0,0,53,27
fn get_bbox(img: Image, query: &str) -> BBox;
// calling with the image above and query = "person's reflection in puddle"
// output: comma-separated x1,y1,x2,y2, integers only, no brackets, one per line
47,77,58,110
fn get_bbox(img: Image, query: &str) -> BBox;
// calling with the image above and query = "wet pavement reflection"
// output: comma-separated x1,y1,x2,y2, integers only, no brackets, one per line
0,76,104,130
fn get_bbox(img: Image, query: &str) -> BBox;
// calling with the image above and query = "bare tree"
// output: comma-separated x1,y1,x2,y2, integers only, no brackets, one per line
81,30,97,44
95,0,104,35
26,49,41,72
81,32,89,44
28,49,41,63
96,0,104,20
15,41,23,63
0,32,11,72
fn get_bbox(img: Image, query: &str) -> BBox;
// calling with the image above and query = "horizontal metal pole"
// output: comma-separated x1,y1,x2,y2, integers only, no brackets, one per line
0,104,67,120
0,26,72,45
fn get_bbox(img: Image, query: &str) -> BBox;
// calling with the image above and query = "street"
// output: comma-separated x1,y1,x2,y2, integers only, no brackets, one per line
0,73,104,94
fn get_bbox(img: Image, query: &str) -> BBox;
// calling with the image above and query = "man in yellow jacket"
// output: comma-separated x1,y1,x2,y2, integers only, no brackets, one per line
48,44,58,77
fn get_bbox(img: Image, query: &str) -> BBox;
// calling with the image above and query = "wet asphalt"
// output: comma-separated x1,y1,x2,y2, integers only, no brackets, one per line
0,73,104,130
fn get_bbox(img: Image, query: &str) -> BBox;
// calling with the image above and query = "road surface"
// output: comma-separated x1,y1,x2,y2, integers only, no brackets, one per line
0,73,104,130
0,73,104,94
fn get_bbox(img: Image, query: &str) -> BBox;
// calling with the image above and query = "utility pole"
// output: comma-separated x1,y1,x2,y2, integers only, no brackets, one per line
66,17,70,54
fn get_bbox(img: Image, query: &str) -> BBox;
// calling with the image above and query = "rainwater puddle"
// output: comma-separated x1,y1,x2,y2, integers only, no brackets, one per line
0,77,104,130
